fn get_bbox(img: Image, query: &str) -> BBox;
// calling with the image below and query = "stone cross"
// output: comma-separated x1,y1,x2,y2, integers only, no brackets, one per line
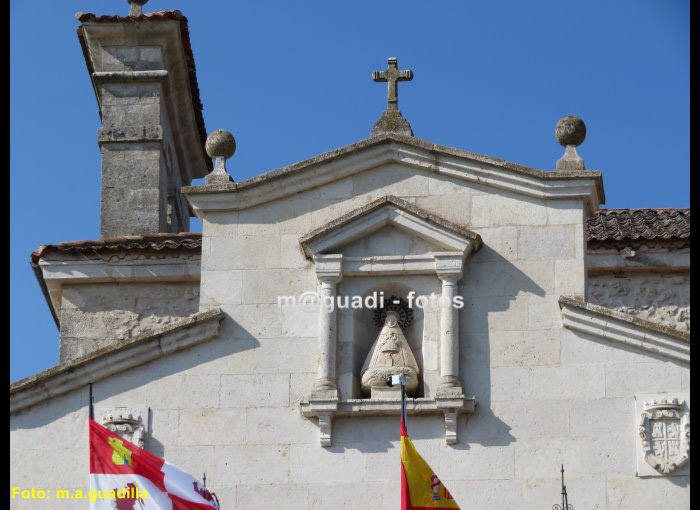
372,58,413,112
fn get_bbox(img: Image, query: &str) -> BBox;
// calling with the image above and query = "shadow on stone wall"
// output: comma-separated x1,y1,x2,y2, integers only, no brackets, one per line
458,246,547,447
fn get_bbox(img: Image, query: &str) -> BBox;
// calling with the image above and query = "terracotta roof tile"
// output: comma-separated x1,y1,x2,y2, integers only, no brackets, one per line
32,232,202,263
586,208,690,244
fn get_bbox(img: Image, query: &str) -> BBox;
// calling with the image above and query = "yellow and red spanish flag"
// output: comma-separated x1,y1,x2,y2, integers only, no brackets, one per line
400,394,460,509
89,418,219,509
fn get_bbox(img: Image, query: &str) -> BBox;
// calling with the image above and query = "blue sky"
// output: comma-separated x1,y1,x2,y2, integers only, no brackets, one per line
10,0,688,382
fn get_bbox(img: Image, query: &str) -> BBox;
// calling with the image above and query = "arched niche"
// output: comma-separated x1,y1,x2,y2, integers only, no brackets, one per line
337,276,441,400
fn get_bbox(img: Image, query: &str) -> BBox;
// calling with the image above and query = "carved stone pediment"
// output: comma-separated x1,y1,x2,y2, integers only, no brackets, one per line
636,395,690,476
299,195,481,265
96,407,149,448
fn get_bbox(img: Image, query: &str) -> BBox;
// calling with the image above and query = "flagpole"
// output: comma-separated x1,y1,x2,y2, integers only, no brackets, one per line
387,374,407,429
88,383,94,420
400,377,406,428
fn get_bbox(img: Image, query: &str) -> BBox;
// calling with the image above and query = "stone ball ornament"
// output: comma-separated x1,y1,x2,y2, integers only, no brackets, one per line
206,129,236,160
555,116,586,147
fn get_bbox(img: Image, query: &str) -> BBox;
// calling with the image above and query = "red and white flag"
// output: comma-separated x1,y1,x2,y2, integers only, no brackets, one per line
89,418,219,509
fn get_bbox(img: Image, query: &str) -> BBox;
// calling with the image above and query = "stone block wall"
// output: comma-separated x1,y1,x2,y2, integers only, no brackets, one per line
99,79,190,237
588,273,690,331
58,282,199,362
10,391,90,510
10,163,690,509
10,325,688,509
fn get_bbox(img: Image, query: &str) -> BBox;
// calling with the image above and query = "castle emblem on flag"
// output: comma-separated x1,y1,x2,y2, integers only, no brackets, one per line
431,475,441,500
108,436,133,466
638,397,690,475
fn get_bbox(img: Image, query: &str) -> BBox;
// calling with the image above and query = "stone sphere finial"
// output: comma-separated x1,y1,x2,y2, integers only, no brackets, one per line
555,116,586,170
127,0,148,17
206,129,236,160
205,129,236,184
555,116,586,147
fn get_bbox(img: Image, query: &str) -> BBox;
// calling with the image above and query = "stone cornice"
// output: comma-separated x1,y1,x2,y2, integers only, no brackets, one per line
342,255,438,275
183,134,604,215
38,253,201,283
10,309,224,414
559,296,689,363
587,246,690,275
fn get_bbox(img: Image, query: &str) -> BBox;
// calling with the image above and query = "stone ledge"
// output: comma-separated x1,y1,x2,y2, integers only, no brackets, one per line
10,309,225,414
300,395,476,446
92,70,169,82
300,396,477,416
98,125,164,143
559,296,689,363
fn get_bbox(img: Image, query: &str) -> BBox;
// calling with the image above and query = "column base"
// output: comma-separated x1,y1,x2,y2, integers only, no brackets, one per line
436,377,463,397
311,378,338,400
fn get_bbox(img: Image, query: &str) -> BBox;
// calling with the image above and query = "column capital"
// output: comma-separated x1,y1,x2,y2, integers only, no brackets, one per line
434,252,464,281
314,254,343,283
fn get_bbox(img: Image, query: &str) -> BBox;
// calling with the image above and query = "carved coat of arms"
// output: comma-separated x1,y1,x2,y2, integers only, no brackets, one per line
638,398,690,475
98,408,148,448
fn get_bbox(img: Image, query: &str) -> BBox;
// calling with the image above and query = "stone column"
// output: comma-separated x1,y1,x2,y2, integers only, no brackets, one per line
435,254,464,396
312,255,343,398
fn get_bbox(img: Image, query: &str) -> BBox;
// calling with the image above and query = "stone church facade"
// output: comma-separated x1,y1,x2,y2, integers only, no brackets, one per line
10,4,690,510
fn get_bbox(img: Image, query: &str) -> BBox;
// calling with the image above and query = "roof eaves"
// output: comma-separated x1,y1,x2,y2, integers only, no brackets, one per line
30,253,60,330
32,232,203,263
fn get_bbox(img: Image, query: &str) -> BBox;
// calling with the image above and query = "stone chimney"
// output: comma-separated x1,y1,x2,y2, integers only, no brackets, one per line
76,8,211,238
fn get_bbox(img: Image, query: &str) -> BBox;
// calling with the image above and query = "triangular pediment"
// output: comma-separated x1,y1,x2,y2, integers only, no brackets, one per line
184,133,604,216
299,195,481,259
338,225,438,258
